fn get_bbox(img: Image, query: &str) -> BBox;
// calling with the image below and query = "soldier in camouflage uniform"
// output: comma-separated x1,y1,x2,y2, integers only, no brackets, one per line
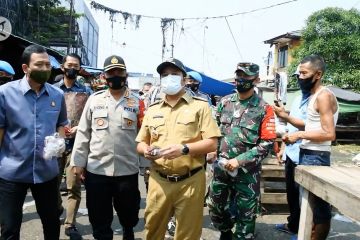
207,62,276,240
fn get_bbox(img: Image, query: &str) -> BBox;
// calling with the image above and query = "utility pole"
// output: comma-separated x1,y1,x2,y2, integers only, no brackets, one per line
67,0,73,54
170,20,175,58
202,25,208,72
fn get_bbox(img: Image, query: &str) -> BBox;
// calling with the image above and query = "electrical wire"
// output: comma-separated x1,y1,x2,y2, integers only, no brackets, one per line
225,17,243,61
90,0,299,20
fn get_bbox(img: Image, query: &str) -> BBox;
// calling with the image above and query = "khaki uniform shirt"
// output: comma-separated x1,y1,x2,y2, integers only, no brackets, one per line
136,92,221,176
71,88,144,176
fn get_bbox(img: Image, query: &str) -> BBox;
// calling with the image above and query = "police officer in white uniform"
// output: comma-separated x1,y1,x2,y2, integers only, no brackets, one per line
70,55,145,240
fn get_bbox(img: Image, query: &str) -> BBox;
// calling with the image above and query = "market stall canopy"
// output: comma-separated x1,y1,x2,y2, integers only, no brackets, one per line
185,66,234,96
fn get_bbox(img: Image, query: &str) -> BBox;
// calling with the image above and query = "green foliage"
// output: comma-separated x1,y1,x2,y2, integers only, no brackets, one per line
11,0,80,46
288,7,360,91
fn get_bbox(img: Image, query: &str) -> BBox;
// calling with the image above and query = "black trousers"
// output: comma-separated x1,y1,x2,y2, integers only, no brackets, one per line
0,177,60,240
285,156,301,233
85,172,140,240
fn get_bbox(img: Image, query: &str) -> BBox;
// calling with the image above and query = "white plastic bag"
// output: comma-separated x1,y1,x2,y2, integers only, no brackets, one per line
218,158,238,177
43,133,65,160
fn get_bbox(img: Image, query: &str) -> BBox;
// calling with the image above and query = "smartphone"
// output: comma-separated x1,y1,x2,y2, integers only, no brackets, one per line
274,99,281,107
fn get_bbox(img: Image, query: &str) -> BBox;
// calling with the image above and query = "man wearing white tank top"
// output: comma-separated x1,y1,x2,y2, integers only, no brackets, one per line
282,55,338,240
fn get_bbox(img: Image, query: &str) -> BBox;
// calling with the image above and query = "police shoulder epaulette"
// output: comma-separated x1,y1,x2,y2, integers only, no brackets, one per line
129,91,141,99
93,89,106,95
149,100,161,107
192,96,208,102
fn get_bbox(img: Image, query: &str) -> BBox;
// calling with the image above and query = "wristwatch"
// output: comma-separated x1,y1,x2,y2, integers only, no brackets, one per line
181,144,190,155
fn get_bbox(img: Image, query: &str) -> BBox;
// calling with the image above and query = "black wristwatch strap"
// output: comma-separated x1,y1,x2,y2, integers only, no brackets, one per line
182,144,189,155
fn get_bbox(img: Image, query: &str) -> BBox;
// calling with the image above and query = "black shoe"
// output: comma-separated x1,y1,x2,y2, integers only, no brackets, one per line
58,206,64,218
60,181,67,192
123,228,134,240
65,226,82,240
220,230,232,240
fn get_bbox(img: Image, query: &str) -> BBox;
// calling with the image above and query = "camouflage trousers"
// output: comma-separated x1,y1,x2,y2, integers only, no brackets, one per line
207,163,261,240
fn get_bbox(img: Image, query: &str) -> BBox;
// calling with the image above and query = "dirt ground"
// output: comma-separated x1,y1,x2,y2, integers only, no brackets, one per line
19,144,360,239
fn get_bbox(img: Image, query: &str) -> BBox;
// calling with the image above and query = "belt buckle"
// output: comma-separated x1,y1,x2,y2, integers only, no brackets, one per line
167,174,180,182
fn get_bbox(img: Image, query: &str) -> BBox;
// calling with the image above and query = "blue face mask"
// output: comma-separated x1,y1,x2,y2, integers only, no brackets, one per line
161,74,183,95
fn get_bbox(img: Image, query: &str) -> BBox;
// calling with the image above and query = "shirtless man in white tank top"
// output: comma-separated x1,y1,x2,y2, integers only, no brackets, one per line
282,55,338,240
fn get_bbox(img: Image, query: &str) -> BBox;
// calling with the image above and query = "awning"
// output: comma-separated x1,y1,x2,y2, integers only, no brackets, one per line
81,65,102,74
185,67,234,96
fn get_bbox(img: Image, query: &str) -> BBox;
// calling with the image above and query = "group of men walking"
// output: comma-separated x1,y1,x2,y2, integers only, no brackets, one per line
0,44,338,240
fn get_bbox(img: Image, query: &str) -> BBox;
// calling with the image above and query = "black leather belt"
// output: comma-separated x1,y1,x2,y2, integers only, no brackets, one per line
157,166,203,182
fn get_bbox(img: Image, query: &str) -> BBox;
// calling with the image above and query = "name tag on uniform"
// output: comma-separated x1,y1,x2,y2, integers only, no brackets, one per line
153,115,164,119
94,105,106,110
124,106,136,113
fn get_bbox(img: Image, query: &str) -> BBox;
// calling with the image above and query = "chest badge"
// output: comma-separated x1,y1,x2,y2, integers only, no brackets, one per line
151,128,159,140
97,118,105,126
51,101,56,107
127,119,133,127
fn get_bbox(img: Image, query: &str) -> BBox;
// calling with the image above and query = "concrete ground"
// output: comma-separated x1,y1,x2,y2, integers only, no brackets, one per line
21,177,360,240
18,145,360,239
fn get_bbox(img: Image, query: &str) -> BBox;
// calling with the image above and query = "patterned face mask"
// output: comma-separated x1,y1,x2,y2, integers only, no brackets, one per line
235,78,254,93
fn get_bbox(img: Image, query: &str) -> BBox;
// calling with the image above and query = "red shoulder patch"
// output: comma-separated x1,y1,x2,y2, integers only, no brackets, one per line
260,105,276,140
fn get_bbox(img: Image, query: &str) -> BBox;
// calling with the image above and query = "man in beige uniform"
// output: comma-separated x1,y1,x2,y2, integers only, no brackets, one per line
136,58,221,240
71,55,144,240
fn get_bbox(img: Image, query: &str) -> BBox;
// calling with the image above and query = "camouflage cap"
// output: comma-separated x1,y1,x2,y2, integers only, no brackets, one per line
235,62,259,76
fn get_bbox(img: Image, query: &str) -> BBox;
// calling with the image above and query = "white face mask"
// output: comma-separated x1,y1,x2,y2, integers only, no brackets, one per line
161,74,183,95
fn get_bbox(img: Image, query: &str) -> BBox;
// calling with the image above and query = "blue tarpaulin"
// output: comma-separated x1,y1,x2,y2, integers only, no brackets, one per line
49,55,61,68
185,66,234,96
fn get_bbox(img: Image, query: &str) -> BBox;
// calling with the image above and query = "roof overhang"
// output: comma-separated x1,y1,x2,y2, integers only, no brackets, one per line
264,30,302,47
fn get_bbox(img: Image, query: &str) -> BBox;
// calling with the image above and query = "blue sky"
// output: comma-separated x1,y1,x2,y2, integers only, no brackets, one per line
86,0,359,79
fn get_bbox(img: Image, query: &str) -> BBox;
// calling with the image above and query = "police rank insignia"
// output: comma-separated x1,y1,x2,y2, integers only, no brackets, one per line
97,118,105,126
127,99,136,107
111,57,118,64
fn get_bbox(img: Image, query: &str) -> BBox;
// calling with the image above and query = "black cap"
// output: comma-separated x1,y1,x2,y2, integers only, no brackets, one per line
103,55,126,72
156,58,186,76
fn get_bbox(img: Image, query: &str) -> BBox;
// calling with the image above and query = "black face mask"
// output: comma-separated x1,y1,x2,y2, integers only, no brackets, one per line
235,78,254,93
106,76,126,90
297,74,317,94
64,68,79,80
186,83,200,92
29,70,51,85
0,77,11,85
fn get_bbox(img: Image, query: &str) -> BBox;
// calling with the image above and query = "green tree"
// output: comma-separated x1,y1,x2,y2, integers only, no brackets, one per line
7,0,81,47
288,7,360,91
